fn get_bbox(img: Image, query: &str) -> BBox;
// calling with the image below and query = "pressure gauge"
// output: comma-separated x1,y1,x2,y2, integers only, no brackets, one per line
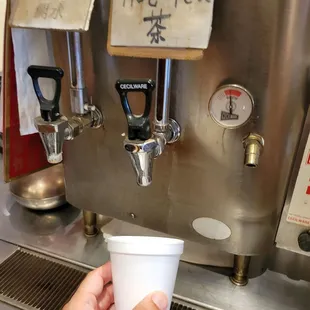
208,84,254,129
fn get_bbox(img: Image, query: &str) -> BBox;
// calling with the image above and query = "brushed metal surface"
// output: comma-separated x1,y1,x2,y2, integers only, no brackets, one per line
64,0,310,255
175,264,310,310
0,242,17,265
269,247,310,283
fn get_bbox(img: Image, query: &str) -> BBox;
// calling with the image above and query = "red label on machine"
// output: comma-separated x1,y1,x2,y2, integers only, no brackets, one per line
287,215,310,226
306,151,310,164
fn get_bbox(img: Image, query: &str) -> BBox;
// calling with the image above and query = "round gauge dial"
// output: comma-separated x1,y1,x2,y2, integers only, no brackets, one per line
208,84,254,129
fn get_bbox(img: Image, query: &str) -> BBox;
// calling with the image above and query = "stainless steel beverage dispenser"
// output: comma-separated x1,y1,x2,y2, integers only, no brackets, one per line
58,0,310,284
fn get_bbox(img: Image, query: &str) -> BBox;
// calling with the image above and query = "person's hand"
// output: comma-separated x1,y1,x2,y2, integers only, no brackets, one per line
133,292,168,310
63,262,168,310
63,262,114,310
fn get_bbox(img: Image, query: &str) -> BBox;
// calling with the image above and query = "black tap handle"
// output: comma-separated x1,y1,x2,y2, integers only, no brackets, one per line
115,79,155,141
27,65,64,122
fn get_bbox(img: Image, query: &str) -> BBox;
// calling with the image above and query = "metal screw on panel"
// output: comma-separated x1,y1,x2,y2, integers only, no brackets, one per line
298,230,310,252
129,213,137,219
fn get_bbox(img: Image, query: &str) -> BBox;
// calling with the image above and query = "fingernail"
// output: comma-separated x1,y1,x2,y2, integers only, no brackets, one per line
151,292,168,310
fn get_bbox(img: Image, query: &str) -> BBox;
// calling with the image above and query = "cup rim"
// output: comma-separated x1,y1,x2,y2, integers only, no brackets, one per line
108,236,183,244
107,236,184,255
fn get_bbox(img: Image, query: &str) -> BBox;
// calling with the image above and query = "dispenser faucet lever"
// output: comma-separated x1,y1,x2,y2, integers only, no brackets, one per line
115,79,155,141
116,61,181,187
28,65,68,164
28,34,103,164
115,79,157,186
27,65,64,122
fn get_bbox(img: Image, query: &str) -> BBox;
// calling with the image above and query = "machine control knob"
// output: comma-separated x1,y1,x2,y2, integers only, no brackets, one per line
298,230,310,252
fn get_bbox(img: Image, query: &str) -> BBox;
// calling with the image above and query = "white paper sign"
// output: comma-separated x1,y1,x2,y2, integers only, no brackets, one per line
111,0,214,49
287,133,310,226
10,0,95,31
12,28,56,135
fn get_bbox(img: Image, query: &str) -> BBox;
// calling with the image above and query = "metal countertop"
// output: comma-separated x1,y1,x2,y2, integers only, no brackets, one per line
0,177,310,309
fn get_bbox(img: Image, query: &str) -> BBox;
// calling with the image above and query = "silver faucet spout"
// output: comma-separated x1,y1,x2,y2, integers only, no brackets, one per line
124,138,157,187
34,116,68,164
28,59,103,164
116,76,180,187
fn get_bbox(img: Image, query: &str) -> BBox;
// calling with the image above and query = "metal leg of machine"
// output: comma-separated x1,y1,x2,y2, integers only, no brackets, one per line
83,210,98,238
230,255,251,286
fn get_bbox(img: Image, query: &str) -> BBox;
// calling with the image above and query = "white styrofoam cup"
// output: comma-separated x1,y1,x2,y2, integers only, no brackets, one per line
107,236,184,310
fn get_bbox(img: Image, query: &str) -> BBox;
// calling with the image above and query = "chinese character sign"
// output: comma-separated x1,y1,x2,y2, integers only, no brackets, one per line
111,0,214,49
34,2,64,20
10,0,95,31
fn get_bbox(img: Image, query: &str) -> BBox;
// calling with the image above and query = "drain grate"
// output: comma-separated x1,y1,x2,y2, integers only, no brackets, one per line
0,249,87,310
0,249,198,310
171,302,196,310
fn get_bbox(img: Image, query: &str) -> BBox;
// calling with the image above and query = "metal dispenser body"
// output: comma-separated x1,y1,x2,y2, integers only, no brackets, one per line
63,0,310,258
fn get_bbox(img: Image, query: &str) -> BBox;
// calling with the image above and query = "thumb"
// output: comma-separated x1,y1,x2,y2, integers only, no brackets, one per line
133,291,168,310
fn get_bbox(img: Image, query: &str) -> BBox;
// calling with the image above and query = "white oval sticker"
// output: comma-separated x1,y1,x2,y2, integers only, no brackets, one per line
192,217,231,240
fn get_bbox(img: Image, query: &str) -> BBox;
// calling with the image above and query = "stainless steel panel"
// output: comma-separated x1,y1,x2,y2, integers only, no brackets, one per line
269,247,310,283
0,302,18,310
64,0,310,255
0,242,18,265
175,264,310,310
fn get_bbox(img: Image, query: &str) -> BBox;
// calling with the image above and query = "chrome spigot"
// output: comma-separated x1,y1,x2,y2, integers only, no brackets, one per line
115,79,155,186
115,59,180,187
28,66,68,164
34,116,68,164
28,33,103,164
124,138,157,186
